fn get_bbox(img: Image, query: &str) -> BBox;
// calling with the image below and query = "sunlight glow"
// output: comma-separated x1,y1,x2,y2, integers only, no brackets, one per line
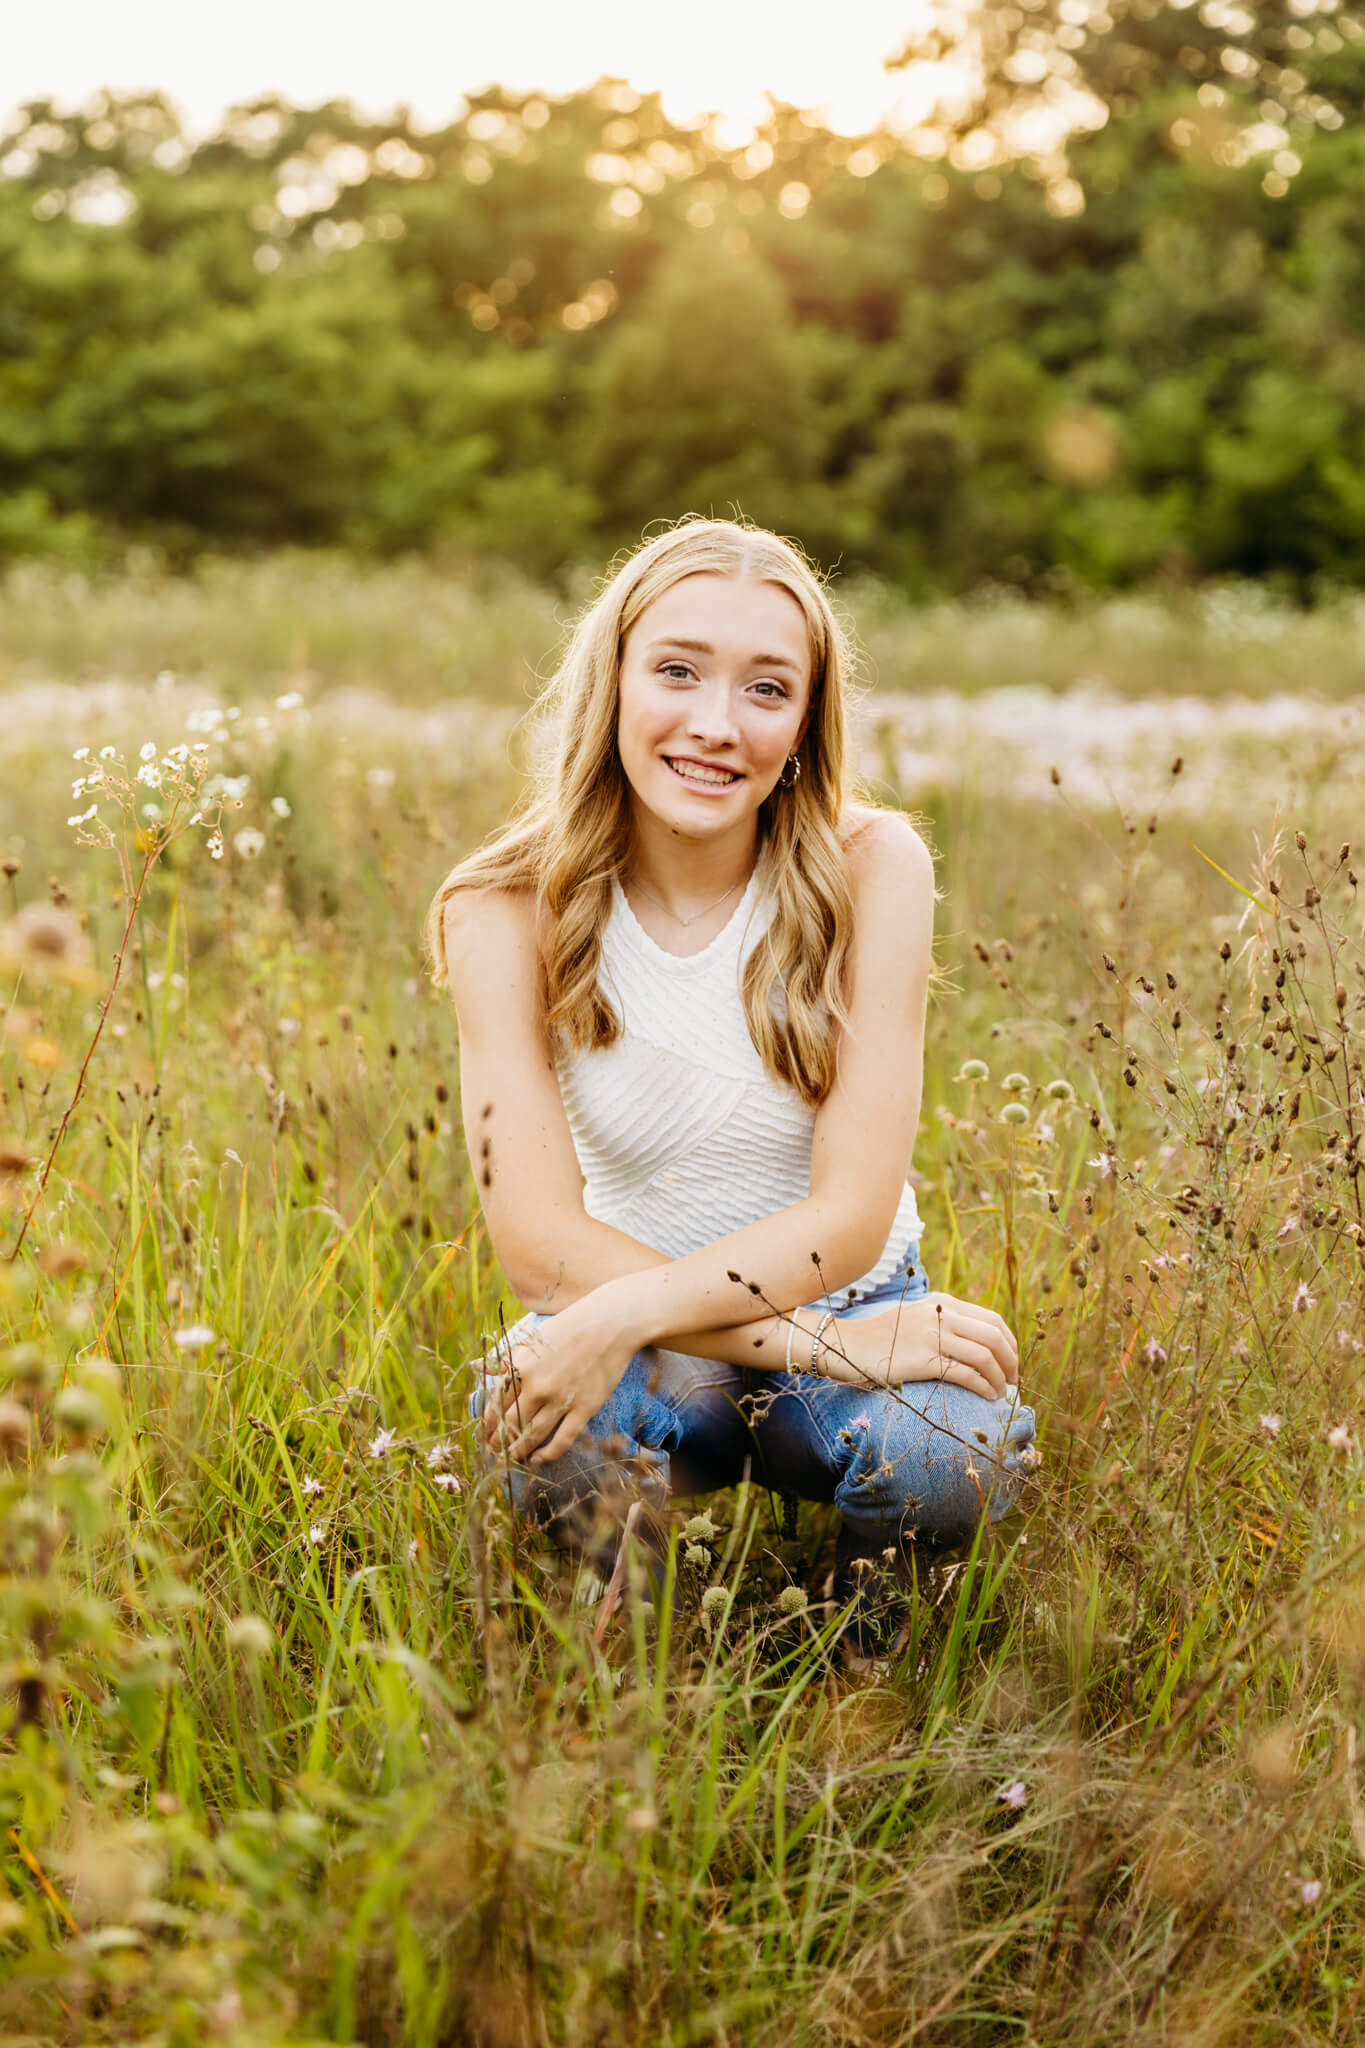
5,0,956,139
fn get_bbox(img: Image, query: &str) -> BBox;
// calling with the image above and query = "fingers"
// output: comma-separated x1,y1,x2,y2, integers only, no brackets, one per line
937,1361,1006,1404
935,1333,1009,1401
929,1294,1019,1384
950,1309,1019,1386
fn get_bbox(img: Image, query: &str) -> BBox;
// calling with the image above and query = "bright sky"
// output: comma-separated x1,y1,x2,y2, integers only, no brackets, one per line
3,0,948,138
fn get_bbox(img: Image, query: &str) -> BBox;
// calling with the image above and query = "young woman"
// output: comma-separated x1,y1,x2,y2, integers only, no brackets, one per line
427,519,1035,1643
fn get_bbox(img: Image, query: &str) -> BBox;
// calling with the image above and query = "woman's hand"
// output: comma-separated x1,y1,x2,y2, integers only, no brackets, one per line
480,1300,635,1466
822,1294,1019,1405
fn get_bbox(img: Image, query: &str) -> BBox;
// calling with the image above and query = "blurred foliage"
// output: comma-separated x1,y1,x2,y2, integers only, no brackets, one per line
1,0,1365,590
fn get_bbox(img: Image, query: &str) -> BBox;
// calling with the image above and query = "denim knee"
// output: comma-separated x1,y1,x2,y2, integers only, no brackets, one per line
833,1384,1036,1550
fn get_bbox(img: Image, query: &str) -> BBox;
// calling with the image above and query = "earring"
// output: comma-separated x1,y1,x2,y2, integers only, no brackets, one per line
778,754,802,789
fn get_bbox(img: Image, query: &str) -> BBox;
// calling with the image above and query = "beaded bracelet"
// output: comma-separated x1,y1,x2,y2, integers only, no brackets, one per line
809,1310,838,1377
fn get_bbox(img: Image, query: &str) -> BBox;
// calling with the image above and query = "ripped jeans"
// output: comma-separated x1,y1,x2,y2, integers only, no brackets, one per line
467,1241,1037,1605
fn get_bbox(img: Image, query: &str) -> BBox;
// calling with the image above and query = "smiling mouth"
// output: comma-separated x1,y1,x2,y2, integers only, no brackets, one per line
664,756,742,789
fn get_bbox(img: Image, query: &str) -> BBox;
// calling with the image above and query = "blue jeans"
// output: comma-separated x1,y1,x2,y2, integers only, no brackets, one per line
467,1242,1037,1600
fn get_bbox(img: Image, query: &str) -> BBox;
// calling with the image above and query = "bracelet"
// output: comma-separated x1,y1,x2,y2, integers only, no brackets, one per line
809,1310,838,1377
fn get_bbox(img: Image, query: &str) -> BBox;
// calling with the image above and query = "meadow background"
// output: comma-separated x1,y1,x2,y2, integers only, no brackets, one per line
2,3,1365,2043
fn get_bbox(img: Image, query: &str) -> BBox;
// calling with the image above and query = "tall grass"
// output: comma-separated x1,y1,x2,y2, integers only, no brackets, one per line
0,628,1361,2044
4,551,1365,704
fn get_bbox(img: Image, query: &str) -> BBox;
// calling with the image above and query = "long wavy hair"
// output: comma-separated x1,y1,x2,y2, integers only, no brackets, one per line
424,516,893,1108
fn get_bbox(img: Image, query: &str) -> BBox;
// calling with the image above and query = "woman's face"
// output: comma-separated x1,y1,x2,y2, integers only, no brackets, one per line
616,573,813,845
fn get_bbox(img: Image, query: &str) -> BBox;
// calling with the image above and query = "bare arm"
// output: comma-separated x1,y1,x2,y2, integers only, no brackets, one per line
444,812,932,1355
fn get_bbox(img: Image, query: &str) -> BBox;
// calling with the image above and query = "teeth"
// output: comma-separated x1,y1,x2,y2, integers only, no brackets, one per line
667,758,738,786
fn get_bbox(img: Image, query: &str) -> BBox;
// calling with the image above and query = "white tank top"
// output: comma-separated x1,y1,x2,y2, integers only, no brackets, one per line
554,869,922,1298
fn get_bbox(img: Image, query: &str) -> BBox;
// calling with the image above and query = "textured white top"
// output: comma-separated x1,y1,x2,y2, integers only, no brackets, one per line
554,869,922,1300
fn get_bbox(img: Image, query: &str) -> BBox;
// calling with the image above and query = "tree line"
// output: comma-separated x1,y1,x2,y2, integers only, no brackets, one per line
2,0,1364,593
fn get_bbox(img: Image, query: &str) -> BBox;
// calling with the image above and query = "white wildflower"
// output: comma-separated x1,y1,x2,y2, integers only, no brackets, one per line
1299,1878,1322,1907
99,744,116,760
233,827,265,860
1293,1281,1316,1312
136,763,162,788
172,1324,216,1350
308,1522,327,1546
369,1426,397,1459
1089,1153,1113,1178
206,830,224,860
432,1471,460,1491
139,741,157,761
271,795,292,818
275,691,304,711
408,1537,418,1562
1259,1413,1282,1438
300,1474,323,1497
73,746,89,761
1144,1338,1167,1366
426,1438,453,1468
1326,1424,1353,1452
997,1781,1027,1810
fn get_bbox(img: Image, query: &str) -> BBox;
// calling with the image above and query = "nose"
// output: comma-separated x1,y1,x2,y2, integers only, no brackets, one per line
685,682,740,750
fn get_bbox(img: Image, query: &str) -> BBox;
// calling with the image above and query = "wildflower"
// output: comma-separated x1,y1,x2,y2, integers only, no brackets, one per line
172,1324,216,1350
139,741,157,761
776,1585,808,1617
700,1586,731,1633
683,1511,717,1543
432,1471,460,1491
72,746,89,761
271,795,292,818
300,1474,323,1497
1003,1072,1030,1093
369,1425,397,1459
1089,1153,1113,1178
233,827,266,860
0,1399,32,1453
426,1438,454,1468
1045,1078,1074,1100
1144,1338,1167,1366
849,1412,871,1431
1299,1878,1322,1907
958,1058,989,1082
136,762,162,788
684,1543,709,1569
308,1522,327,1546
99,744,116,760
1326,1425,1353,1452
1000,1101,1029,1126
275,691,305,711
1035,1120,1056,1144
408,1537,418,1562
1259,1413,1282,1438
1293,1281,1316,1313
226,1614,274,1657
997,1781,1027,1810
206,830,224,860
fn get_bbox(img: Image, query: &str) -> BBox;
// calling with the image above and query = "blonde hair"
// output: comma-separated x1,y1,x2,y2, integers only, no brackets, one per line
425,516,889,1108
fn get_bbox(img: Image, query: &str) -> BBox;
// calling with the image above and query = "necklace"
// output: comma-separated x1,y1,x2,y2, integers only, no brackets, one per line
627,870,750,929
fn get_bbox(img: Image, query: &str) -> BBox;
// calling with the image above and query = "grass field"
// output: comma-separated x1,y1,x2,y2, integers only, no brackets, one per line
1,561,1363,2045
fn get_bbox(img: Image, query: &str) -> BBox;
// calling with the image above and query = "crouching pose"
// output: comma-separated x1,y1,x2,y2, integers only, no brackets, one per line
427,518,1036,1640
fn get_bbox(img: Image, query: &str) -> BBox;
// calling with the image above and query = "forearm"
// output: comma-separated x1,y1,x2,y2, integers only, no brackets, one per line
563,1194,881,1359
504,1205,871,1375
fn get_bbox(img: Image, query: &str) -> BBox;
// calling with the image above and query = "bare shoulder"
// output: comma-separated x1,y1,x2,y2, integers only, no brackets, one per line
442,885,540,998
840,804,937,897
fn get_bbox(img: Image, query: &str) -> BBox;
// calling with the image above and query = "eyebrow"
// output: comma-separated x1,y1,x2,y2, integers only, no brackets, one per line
645,637,805,674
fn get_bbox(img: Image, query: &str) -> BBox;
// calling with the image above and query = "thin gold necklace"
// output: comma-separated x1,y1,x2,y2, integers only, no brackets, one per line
628,870,750,929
